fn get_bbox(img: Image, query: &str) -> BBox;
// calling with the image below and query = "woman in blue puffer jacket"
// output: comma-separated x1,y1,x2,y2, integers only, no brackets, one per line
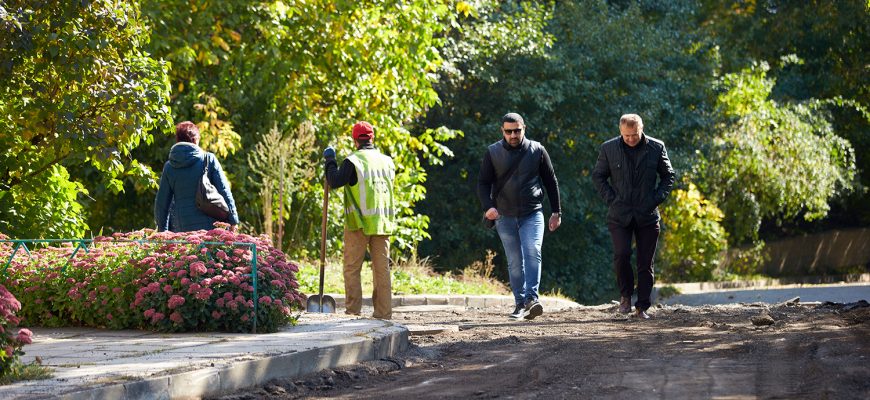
154,121,239,232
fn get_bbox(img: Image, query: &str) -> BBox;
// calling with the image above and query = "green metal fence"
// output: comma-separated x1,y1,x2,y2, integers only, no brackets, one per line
0,238,261,333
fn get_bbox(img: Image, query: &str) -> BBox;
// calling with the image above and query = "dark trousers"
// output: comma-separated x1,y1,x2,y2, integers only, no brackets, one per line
608,219,660,311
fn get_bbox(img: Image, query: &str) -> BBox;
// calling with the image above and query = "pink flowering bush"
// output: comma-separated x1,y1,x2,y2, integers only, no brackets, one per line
0,284,32,378
0,227,305,333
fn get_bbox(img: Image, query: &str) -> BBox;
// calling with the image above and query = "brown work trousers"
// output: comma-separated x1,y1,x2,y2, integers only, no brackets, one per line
343,229,392,319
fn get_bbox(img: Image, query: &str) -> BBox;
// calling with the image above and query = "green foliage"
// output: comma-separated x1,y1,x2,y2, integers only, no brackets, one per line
0,0,172,238
246,123,317,251
699,0,870,225
659,183,728,282
699,1,867,103
419,0,716,303
655,285,681,300
134,0,462,259
697,63,856,243
0,165,87,239
0,361,53,385
1,0,864,295
719,241,768,279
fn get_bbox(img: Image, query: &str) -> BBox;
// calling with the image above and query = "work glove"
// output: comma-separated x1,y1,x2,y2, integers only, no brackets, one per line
323,146,336,161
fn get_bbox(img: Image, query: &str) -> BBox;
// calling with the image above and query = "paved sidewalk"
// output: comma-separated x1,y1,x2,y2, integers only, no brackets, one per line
324,293,580,310
657,273,870,294
660,282,870,306
3,313,405,400
2,295,578,400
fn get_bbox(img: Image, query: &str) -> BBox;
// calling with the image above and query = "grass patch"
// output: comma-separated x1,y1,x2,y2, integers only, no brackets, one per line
541,287,574,302
0,362,54,385
56,363,96,368
297,250,509,296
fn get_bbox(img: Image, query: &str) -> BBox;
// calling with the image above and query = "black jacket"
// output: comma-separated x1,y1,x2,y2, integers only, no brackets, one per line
477,138,561,218
592,134,675,227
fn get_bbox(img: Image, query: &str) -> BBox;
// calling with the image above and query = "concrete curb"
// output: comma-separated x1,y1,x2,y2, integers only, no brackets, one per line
4,318,408,400
325,294,580,311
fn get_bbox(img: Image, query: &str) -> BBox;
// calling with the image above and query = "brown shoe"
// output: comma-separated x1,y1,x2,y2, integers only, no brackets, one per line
618,297,632,314
635,309,650,319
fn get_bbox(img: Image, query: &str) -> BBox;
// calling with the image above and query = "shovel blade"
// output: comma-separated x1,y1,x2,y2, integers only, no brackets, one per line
306,295,337,313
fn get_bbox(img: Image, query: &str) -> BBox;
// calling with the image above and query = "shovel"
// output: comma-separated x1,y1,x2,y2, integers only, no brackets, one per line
307,177,337,313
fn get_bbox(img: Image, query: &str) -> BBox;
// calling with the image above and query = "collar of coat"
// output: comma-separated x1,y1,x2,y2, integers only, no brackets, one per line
501,137,530,151
620,133,649,149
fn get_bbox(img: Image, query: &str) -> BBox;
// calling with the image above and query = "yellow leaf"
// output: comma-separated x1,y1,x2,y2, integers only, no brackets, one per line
211,35,230,52
456,2,476,18
228,30,242,43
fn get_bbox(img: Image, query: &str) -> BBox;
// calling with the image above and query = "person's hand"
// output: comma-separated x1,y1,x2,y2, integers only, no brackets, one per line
323,146,336,161
548,213,561,232
485,207,499,220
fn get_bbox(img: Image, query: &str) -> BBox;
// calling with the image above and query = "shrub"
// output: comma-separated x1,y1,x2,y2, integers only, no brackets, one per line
718,241,769,280
0,284,32,378
655,285,682,300
659,183,729,282
0,227,305,333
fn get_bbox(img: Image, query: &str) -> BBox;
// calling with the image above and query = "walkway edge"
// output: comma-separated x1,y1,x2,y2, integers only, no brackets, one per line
55,324,408,400
323,294,581,310
656,273,870,295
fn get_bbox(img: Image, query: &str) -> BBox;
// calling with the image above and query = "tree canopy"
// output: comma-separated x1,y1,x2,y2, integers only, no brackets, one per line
698,63,856,243
0,0,172,238
0,0,866,302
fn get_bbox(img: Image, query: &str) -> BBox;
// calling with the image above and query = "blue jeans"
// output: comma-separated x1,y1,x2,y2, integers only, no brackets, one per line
495,210,544,306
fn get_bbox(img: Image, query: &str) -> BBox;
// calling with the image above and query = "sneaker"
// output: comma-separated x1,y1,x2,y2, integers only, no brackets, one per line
524,300,543,320
634,309,650,320
509,304,526,319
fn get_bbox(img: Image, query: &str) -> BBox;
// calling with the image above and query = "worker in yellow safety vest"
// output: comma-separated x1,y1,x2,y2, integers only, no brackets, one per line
323,121,396,319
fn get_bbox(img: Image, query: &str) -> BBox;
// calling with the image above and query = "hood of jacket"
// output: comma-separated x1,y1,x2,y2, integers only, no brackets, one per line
168,142,205,169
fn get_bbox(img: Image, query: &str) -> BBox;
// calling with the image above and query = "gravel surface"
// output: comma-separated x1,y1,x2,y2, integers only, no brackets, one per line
211,301,870,399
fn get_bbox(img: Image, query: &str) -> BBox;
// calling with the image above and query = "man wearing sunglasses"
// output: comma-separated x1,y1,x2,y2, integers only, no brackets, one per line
478,112,562,320
592,114,675,319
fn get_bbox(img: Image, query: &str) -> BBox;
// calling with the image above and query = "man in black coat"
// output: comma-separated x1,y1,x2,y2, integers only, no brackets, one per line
592,114,675,319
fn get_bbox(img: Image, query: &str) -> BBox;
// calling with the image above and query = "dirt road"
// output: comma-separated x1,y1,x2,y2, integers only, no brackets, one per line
212,301,870,399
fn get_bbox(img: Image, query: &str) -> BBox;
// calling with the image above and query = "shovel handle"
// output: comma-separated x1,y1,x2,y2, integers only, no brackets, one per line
319,176,329,306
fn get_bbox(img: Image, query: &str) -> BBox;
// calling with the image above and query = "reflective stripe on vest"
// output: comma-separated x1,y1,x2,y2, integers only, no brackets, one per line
344,150,396,235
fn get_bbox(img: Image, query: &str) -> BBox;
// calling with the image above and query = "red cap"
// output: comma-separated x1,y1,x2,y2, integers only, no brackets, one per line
352,121,374,140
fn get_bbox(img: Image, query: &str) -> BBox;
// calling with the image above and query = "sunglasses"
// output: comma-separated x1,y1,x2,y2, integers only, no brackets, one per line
503,128,523,135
